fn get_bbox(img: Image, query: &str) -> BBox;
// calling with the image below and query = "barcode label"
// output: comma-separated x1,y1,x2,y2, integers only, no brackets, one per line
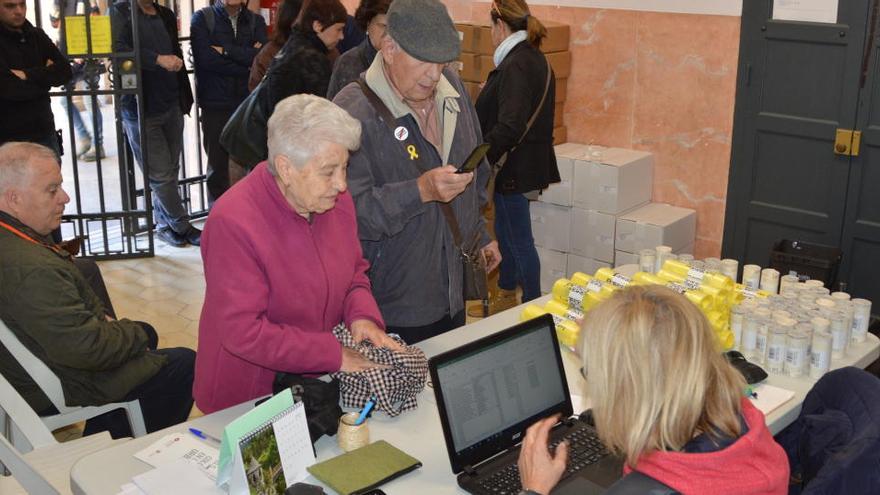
683,279,701,291
741,288,758,299
687,268,706,282
610,274,631,288
666,282,687,294
567,308,585,322
550,314,564,326
756,334,767,353
568,285,585,307
586,280,604,293
768,344,784,362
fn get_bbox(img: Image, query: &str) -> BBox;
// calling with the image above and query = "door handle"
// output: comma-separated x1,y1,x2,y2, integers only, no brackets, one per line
834,129,861,156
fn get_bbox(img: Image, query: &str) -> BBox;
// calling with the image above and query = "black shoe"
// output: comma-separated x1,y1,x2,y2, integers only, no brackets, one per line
156,227,187,248
183,226,202,246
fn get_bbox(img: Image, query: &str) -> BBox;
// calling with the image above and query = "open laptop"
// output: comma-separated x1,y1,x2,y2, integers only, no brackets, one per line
428,314,623,495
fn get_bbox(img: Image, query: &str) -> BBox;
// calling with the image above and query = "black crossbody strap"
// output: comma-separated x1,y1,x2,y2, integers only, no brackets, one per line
356,78,471,253
495,57,552,169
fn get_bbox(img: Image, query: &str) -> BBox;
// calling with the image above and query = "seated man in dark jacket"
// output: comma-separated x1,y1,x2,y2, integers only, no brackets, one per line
0,142,196,439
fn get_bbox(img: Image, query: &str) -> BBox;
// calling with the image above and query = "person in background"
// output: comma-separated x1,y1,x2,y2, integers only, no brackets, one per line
264,0,347,116
110,0,200,248
335,14,366,54
325,0,390,100
191,0,267,205
333,0,500,344
195,94,397,413
471,0,558,317
0,142,196,439
248,0,302,91
0,0,72,157
517,285,789,495
51,0,106,162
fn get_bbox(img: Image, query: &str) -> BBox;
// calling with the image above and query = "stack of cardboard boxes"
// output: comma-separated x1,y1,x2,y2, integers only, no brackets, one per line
531,143,697,293
453,20,571,144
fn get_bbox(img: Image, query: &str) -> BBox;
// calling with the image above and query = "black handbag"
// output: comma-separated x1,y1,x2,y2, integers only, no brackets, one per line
220,78,269,170
272,373,343,445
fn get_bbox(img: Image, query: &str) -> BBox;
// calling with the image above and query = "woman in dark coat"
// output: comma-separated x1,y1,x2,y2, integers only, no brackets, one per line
264,0,347,115
474,0,559,312
248,0,303,91
325,0,391,100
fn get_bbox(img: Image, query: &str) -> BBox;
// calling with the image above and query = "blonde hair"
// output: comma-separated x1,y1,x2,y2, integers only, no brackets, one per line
490,0,546,49
579,285,746,467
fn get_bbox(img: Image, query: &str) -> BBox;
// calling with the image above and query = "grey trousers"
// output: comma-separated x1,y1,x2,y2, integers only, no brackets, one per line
122,106,192,234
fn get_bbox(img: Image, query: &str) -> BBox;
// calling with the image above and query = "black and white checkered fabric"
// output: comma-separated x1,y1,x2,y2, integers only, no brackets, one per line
330,324,428,417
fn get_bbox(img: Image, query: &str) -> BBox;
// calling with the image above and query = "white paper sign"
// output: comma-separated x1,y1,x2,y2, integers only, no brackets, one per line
772,0,839,24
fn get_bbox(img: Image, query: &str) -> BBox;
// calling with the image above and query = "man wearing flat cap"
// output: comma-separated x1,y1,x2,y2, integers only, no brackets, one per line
333,0,500,344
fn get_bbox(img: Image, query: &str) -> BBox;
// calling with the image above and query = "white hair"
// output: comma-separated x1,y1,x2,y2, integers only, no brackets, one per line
266,94,362,175
0,142,58,195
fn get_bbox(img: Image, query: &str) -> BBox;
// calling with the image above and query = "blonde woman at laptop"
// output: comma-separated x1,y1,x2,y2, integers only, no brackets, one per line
517,285,789,494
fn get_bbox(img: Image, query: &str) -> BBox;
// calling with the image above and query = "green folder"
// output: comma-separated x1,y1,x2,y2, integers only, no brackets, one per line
307,440,422,495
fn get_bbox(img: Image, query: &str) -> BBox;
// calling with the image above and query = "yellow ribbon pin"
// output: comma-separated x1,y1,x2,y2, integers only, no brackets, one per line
407,145,419,160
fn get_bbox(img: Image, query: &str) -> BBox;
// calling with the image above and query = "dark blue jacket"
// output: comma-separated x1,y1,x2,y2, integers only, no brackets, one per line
776,367,880,494
191,3,267,110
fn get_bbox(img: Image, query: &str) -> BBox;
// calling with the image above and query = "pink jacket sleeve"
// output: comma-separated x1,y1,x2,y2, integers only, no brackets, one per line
202,216,343,374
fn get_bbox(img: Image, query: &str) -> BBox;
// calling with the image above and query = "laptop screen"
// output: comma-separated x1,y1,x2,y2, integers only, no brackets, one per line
429,315,573,474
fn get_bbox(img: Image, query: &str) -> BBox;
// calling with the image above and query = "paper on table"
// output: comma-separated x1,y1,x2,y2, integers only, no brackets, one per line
132,459,218,495
749,384,796,416
273,401,316,484
117,482,145,495
134,433,219,479
772,0,838,24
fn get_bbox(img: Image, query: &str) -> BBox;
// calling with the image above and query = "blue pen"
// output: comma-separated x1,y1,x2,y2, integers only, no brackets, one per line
189,427,222,444
354,398,376,425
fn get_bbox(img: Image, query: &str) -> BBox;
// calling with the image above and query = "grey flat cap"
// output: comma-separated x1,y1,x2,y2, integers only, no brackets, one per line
387,0,461,63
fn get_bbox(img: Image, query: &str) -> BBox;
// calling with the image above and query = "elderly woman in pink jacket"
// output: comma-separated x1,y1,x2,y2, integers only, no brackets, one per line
194,94,399,413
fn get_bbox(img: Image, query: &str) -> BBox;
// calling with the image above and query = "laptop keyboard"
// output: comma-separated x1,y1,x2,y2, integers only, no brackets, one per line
476,423,609,494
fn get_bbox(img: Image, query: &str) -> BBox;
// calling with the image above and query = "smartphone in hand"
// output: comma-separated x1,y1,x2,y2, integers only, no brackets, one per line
455,143,490,174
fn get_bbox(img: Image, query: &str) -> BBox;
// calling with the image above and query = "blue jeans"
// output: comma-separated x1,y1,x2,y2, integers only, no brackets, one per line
122,107,191,234
494,192,541,302
62,74,103,147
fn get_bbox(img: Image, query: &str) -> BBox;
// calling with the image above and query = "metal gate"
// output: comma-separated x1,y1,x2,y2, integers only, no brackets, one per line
30,0,209,260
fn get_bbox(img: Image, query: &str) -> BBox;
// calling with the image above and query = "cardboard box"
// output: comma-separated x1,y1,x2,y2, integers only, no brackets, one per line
540,143,583,207
567,253,611,278
569,207,616,263
614,250,640,268
463,81,481,102
553,102,564,127
541,20,571,53
475,25,494,54
547,51,571,79
537,246,568,294
615,202,697,253
459,53,494,82
455,23,479,53
530,201,571,252
553,126,567,145
556,78,567,103
572,147,653,214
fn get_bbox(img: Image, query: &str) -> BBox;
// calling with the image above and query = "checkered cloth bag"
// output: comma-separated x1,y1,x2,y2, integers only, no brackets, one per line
329,324,428,417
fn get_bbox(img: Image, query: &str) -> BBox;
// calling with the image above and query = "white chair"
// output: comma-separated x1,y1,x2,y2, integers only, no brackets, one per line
0,372,128,494
0,318,147,437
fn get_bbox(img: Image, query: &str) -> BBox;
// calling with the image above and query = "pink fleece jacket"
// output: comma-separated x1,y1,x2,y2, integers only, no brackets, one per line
193,163,384,413
624,399,789,494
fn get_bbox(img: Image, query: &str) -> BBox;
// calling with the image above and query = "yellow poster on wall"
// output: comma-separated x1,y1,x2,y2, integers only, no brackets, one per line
65,15,112,55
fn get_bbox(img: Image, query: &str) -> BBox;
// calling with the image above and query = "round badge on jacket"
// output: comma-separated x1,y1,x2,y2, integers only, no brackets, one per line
394,126,409,141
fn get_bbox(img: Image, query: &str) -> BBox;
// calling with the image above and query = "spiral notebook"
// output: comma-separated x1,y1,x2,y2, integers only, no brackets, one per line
217,389,316,495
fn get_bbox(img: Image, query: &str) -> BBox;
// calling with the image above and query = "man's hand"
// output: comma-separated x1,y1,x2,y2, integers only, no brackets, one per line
517,415,568,495
417,165,473,203
156,54,183,72
253,41,263,49
481,240,501,272
46,59,54,66
10,69,26,80
339,347,388,373
350,319,403,351
211,45,224,55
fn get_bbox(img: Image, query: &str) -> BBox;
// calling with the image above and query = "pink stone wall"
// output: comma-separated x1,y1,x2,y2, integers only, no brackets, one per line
452,2,740,258
338,0,739,258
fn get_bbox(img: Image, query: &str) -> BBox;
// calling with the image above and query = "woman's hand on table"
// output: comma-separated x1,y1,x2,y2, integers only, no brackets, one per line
350,319,404,351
